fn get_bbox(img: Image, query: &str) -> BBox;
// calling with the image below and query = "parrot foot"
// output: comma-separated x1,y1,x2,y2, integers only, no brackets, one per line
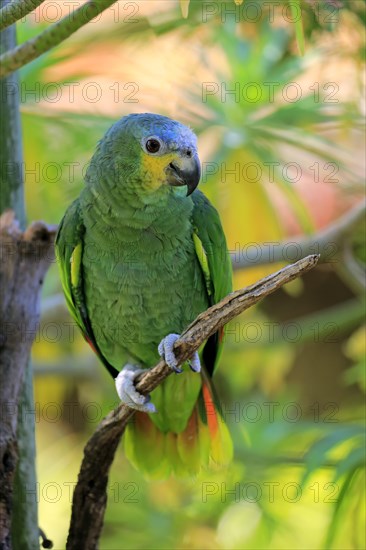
115,364,156,413
158,333,201,374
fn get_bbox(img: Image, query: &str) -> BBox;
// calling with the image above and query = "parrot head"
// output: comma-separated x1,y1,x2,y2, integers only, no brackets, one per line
93,113,201,197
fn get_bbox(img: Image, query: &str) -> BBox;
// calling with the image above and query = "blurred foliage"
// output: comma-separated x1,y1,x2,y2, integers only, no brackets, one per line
343,325,366,393
11,0,366,548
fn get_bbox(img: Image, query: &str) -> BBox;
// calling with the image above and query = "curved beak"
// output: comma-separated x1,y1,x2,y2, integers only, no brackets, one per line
165,154,201,196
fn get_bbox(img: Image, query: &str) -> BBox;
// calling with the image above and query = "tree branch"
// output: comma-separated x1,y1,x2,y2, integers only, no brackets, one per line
0,8,45,546
66,254,319,550
0,7,25,226
232,200,365,270
0,0,47,32
0,211,57,549
0,0,120,78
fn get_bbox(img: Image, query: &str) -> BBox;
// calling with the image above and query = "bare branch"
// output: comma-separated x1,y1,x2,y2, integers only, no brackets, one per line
0,0,119,78
66,254,319,550
336,240,366,293
232,200,366,270
0,0,46,32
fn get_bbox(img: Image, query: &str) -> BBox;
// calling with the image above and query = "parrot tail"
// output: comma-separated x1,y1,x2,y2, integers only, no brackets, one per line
124,379,233,479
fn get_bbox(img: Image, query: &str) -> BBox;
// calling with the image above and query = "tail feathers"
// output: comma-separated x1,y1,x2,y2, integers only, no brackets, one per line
199,381,233,468
124,412,169,479
124,381,232,478
176,408,210,473
124,413,193,479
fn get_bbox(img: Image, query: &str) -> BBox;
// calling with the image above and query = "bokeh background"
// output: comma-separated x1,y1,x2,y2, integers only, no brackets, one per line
16,1,365,548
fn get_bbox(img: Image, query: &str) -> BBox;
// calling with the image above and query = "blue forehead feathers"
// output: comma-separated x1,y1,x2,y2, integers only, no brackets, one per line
106,113,197,152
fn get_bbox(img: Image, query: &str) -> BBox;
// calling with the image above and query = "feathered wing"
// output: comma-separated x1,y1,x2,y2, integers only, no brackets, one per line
191,189,233,371
172,190,234,474
55,200,119,379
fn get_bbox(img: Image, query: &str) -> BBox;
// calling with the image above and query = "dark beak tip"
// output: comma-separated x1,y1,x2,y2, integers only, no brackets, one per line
186,159,201,196
167,156,200,196
186,179,200,196
186,186,193,197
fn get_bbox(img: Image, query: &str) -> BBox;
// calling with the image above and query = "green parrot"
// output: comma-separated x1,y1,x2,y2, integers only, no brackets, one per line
55,113,233,477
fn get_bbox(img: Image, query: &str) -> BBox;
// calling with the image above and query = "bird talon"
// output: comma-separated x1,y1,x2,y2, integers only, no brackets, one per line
158,333,201,374
188,351,201,373
158,333,180,371
173,366,184,374
115,364,156,413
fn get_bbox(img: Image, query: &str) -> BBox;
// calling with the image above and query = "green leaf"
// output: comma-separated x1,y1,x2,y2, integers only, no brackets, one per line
301,425,365,486
323,468,361,549
333,444,366,482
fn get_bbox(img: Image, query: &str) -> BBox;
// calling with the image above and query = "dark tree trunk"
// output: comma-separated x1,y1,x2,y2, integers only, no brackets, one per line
0,4,56,547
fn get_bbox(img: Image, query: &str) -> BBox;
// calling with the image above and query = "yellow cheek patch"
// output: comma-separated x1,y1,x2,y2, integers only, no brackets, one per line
141,152,178,190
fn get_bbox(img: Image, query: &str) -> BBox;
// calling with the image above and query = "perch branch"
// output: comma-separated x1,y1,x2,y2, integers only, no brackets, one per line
0,0,120,78
66,254,319,550
0,0,46,32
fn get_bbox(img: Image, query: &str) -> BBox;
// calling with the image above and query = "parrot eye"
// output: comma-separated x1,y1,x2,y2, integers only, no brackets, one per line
145,138,161,154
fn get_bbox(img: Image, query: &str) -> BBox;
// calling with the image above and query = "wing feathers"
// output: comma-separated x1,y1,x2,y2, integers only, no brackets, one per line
55,200,119,378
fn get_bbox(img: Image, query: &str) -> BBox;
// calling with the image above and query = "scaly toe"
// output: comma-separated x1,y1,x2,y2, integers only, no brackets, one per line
188,352,201,373
158,333,183,373
115,364,157,413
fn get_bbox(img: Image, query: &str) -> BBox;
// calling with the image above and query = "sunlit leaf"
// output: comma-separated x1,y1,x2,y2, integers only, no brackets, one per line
180,0,190,19
323,468,363,549
333,445,366,481
302,425,365,486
